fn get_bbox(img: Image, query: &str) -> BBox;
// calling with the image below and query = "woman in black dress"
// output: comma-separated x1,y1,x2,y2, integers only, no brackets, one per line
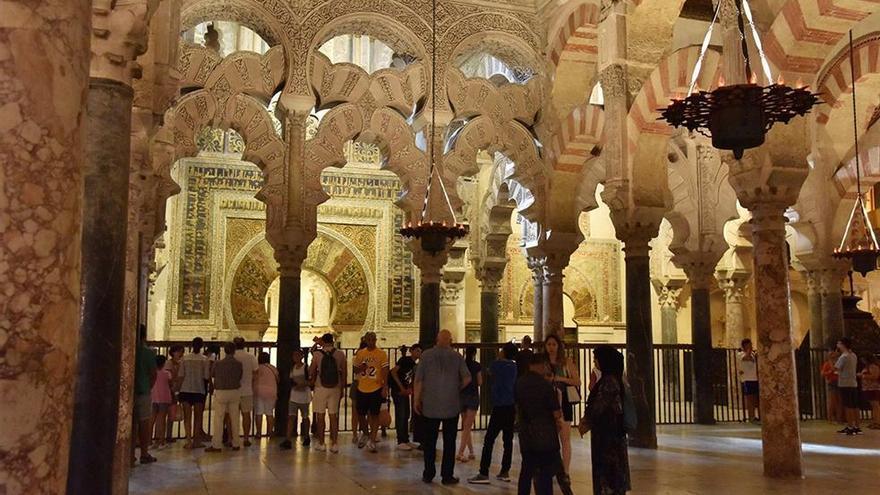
579,345,631,495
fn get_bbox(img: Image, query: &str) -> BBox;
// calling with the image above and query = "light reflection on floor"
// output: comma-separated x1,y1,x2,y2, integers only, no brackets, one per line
129,423,880,494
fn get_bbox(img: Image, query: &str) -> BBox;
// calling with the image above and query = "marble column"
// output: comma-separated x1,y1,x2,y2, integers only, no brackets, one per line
439,281,465,343
479,267,504,344
623,237,658,448
527,256,545,341
68,77,134,494
542,258,566,339
274,254,303,435
750,205,803,478
820,268,846,346
805,271,824,348
717,274,749,349
688,270,716,425
0,2,90,492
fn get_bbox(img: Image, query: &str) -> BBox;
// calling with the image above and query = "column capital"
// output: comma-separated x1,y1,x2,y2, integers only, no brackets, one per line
716,272,749,304
610,206,664,258
477,266,505,292
673,252,723,290
598,63,627,98
409,239,450,284
90,1,155,84
275,245,307,278
653,279,686,311
440,281,464,305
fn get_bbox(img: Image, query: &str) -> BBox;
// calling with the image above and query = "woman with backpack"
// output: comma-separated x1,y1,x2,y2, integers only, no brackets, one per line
578,345,631,495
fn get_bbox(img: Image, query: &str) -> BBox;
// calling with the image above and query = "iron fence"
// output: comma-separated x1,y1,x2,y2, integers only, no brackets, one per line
145,341,874,440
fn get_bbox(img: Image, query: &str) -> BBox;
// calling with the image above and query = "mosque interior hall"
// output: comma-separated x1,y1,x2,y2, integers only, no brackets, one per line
2,0,880,494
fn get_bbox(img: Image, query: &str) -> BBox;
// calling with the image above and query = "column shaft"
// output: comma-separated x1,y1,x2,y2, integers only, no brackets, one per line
439,282,465,343
0,2,91,491
480,289,500,343
420,281,441,347
806,275,824,348
821,282,844,345
69,78,134,494
529,259,544,341
751,207,803,478
660,306,678,344
274,272,301,435
624,244,657,448
543,270,564,338
691,287,715,424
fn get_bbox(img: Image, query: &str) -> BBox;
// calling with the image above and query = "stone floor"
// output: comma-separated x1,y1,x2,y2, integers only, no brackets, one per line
129,423,880,494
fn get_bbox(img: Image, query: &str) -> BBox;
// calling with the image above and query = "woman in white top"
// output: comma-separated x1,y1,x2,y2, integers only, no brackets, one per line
737,339,759,423
281,349,313,449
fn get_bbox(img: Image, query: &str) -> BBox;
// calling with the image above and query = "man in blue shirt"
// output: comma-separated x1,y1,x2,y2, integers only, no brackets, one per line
469,342,519,484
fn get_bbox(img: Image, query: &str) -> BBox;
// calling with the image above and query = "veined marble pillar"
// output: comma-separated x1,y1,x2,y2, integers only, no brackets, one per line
750,205,803,478
0,2,90,492
479,267,504,344
820,268,846,346
68,77,134,494
527,257,544,341
623,237,658,448
440,281,465,343
274,254,303,435
717,274,749,349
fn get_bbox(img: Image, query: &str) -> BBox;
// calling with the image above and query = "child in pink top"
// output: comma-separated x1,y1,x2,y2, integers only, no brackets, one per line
151,355,173,448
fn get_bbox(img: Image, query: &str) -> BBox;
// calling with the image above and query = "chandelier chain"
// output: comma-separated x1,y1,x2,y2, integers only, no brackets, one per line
849,30,863,199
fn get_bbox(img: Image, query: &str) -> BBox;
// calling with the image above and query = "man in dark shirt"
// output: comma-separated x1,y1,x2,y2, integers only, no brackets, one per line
390,343,421,449
516,352,563,495
469,342,519,484
515,336,534,377
206,342,243,452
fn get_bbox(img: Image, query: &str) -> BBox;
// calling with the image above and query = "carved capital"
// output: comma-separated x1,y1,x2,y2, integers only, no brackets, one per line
653,279,686,311
440,281,463,305
716,273,749,304
409,239,450,284
478,266,505,292
598,63,627,98
91,0,156,83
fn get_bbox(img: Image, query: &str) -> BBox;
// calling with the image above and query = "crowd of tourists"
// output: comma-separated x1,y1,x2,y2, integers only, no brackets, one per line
131,327,637,494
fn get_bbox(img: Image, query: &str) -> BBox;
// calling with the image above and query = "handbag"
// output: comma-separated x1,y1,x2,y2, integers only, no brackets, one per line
565,385,581,405
378,401,392,428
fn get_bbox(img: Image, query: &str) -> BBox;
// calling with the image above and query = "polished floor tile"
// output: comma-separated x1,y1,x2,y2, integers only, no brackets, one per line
129,423,880,494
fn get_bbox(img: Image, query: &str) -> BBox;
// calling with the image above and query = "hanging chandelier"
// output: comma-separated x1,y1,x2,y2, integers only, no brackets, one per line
658,0,820,159
398,0,468,254
832,31,880,276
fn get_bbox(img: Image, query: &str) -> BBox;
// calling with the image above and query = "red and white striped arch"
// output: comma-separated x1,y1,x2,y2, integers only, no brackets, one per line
551,103,605,173
765,0,878,75
545,1,601,67
815,32,880,124
626,46,722,158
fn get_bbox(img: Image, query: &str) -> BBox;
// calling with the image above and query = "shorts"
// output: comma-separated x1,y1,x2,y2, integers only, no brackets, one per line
135,394,152,422
313,387,343,414
461,393,480,412
254,397,275,416
289,401,310,417
356,389,383,416
179,392,206,405
839,387,860,408
742,381,759,396
152,402,170,414
239,395,254,413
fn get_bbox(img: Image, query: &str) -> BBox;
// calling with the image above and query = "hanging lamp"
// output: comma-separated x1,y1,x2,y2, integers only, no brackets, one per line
832,31,880,276
398,0,468,254
658,0,820,159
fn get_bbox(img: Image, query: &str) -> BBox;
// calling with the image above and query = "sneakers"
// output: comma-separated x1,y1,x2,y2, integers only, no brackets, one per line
497,471,511,482
303,436,311,447
140,454,157,464
357,433,368,449
330,443,339,453
838,427,863,436
368,441,378,453
468,474,490,484
279,440,292,450
851,427,863,435
837,427,851,434
397,443,413,451
314,443,327,452
441,477,460,485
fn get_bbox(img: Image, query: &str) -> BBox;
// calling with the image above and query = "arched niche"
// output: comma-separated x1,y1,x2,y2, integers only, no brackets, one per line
225,228,374,340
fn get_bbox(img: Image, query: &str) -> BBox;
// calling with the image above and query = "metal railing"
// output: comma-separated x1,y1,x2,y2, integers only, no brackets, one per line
145,341,874,440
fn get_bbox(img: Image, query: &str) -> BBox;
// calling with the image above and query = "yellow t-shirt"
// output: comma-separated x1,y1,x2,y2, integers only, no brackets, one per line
354,348,389,393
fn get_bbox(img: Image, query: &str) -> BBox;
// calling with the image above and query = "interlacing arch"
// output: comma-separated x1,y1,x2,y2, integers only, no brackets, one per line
545,0,600,68
305,52,429,217
442,67,548,221
154,43,287,243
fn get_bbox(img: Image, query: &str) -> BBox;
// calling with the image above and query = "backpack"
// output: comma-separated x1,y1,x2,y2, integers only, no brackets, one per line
622,384,637,433
319,349,340,388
